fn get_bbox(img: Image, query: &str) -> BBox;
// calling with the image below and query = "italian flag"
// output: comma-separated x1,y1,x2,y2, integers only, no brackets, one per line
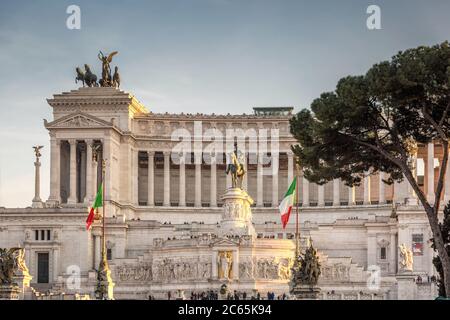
279,177,297,229
86,183,103,230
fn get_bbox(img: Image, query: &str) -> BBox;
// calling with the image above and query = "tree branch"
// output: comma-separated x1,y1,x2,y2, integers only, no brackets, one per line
434,140,449,213
423,106,448,141
438,102,450,127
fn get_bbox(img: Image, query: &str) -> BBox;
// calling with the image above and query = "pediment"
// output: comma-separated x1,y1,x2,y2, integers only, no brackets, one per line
44,112,113,129
211,238,239,247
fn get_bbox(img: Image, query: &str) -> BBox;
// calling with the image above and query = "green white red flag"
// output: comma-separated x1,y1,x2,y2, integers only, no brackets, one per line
86,183,103,230
279,177,297,229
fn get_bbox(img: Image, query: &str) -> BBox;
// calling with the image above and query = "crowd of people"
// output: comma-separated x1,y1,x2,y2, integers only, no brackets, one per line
415,275,437,284
149,290,290,300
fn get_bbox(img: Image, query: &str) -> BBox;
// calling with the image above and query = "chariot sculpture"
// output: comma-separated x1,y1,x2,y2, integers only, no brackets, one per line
75,51,121,89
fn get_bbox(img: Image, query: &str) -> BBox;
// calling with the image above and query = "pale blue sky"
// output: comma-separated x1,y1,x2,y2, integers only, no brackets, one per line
1,0,450,207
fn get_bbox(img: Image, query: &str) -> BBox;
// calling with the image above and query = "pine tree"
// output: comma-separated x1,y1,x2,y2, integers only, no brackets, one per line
431,201,450,297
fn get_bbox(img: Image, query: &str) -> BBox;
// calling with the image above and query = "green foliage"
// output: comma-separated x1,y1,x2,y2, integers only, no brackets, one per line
290,42,450,186
431,201,450,297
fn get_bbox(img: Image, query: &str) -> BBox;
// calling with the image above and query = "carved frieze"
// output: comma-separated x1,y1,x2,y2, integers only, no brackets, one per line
116,263,153,282
320,263,350,282
152,257,211,283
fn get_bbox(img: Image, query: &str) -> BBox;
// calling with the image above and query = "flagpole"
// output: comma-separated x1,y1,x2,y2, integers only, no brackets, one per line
102,159,106,265
95,158,114,300
295,156,300,256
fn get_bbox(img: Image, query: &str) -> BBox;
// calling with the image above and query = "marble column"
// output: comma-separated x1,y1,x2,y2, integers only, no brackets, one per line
179,153,186,207
287,152,294,185
48,136,61,204
195,153,202,207
333,179,340,206
232,251,239,279
406,151,418,205
84,140,93,204
163,151,171,207
103,138,111,202
272,153,279,207
32,150,43,208
302,175,310,207
257,154,263,207
389,230,397,274
67,139,78,204
92,157,98,200
367,233,377,267
210,155,217,207
147,151,155,206
242,160,248,191
427,143,435,203
445,147,450,203
134,149,139,205
318,185,325,206
348,185,356,205
94,234,101,269
379,172,386,204
363,174,371,205
79,146,87,203
52,248,59,282
212,251,218,279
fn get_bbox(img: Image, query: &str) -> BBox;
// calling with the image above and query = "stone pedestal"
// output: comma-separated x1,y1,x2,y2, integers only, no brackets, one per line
219,188,256,237
396,271,418,300
291,285,321,300
96,259,115,300
15,271,33,300
0,285,21,300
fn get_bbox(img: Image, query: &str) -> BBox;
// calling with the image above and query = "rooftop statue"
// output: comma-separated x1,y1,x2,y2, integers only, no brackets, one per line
98,51,118,87
74,51,120,88
32,146,43,159
75,64,98,87
112,66,120,89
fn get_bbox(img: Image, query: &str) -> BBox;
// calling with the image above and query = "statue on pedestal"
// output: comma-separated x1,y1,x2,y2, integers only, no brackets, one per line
399,243,414,272
226,142,246,189
0,248,28,285
218,251,233,279
290,239,322,299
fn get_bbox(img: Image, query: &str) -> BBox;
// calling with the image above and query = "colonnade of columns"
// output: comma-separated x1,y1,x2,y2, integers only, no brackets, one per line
46,140,450,207
47,138,101,205
140,150,389,208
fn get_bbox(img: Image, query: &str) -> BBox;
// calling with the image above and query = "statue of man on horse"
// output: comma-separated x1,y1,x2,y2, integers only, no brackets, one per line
226,142,246,189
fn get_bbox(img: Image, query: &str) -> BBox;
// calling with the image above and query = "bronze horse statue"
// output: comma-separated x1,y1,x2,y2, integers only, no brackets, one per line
226,143,246,189
112,66,120,89
75,64,98,87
